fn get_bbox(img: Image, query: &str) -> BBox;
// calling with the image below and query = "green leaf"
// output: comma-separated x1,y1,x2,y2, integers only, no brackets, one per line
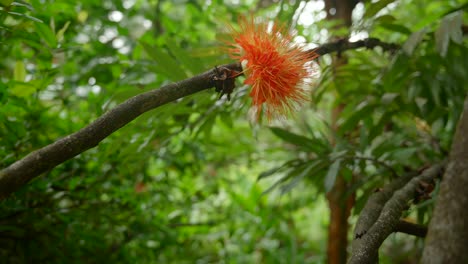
258,167,283,180
56,21,71,42
257,159,300,180
390,147,419,165
379,23,412,35
269,127,327,154
218,112,233,129
10,81,36,97
364,0,396,19
165,39,204,75
324,159,341,192
0,0,14,6
280,160,323,194
381,93,399,105
13,61,26,81
0,81,6,103
34,22,57,48
339,101,376,134
403,28,427,55
435,11,463,57
11,1,33,9
374,14,396,24
141,41,188,80
7,11,43,23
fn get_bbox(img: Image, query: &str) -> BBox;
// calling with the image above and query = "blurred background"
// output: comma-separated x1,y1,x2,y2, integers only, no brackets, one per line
0,0,467,263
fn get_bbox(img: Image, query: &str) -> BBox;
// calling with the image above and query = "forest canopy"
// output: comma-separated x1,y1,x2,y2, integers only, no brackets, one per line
1,0,467,263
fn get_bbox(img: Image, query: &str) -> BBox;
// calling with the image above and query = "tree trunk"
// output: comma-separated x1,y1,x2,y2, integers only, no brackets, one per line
421,96,468,263
323,0,358,263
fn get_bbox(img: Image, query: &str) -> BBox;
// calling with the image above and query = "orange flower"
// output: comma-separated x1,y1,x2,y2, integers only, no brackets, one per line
227,17,318,120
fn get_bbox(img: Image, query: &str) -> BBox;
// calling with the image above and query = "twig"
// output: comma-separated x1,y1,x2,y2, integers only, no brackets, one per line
311,38,400,57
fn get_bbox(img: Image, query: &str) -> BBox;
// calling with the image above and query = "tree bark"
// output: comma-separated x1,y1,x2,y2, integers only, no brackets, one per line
323,0,359,263
349,163,445,264
421,95,468,263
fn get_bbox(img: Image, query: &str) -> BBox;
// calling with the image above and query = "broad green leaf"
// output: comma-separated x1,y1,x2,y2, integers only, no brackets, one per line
13,61,26,81
10,81,36,97
34,22,57,48
324,159,341,192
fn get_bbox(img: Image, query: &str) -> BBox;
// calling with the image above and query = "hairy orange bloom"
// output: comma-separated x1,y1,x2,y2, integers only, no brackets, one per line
227,17,317,120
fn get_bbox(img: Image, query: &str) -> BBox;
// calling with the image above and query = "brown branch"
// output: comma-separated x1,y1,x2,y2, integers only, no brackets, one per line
0,37,398,201
349,162,446,264
395,220,427,238
0,62,240,201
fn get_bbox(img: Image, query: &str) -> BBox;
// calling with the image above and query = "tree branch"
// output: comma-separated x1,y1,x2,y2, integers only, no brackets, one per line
394,220,427,238
0,62,240,200
311,37,400,56
349,162,446,264
0,37,398,201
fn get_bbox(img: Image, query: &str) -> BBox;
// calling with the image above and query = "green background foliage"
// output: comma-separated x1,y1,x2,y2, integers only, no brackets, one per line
0,0,466,263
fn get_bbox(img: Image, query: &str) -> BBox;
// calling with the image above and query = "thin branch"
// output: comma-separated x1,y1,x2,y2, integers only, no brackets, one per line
0,38,399,201
394,219,427,238
349,162,446,264
311,37,400,57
